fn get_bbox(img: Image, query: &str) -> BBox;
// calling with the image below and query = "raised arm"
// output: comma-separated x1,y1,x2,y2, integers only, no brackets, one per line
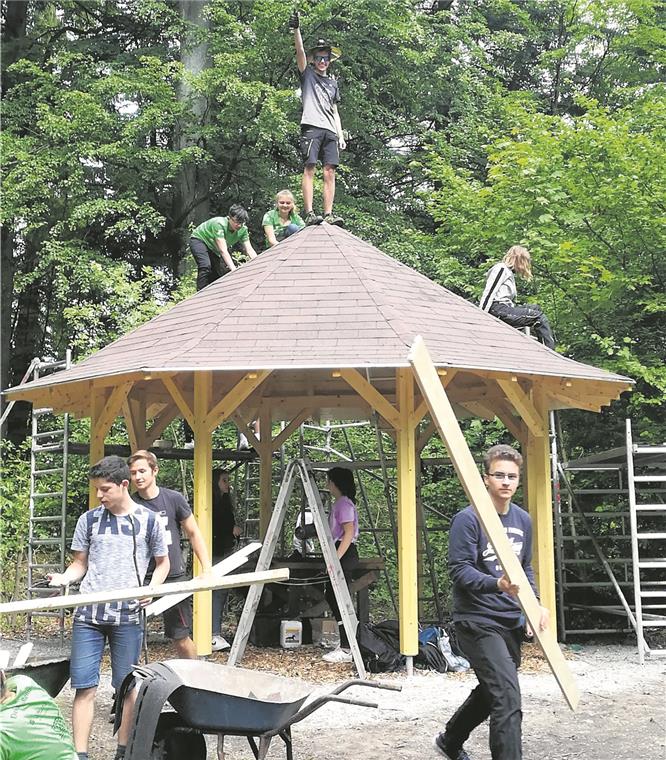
290,12,307,73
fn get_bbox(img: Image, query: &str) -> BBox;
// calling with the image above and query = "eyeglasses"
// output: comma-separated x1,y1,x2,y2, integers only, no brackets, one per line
314,55,330,63
488,472,519,482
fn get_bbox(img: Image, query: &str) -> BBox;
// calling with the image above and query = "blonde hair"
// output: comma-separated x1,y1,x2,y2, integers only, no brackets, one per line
275,189,298,212
127,450,158,470
503,245,532,281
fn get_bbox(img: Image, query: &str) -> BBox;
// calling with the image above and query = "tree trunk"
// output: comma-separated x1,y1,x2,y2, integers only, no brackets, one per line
171,0,211,278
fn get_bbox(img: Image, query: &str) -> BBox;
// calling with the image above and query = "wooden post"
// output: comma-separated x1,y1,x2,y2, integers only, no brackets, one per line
192,371,213,655
395,368,419,657
89,387,108,508
123,392,147,452
526,388,556,617
88,381,133,507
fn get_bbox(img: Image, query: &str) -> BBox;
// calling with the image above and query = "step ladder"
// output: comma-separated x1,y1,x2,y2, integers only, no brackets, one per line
240,458,261,540
626,419,666,663
27,353,72,639
228,459,367,678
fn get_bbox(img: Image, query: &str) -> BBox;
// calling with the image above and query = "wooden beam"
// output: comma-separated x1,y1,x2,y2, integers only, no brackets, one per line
145,403,178,446
497,378,546,437
203,371,271,431
192,371,213,655
0,569,290,615
547,389,604,413
272,409,311,451
395,368,419,657
417,420,436,454
409,336,579,710
123,392,147,452
339,368,400,429
232,412,260,450
162,376,194,429
494,400,528,446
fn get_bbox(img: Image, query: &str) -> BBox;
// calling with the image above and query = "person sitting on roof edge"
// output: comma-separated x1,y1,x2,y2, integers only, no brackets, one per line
290,11,346,227
189,204,258,291
479,245,556,350
263,189,305,248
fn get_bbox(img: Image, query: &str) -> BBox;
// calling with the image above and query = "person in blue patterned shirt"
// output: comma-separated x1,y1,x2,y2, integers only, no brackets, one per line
49,455,168,760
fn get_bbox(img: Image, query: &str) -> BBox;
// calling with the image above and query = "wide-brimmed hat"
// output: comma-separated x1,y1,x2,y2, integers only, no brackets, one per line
306,38,341,61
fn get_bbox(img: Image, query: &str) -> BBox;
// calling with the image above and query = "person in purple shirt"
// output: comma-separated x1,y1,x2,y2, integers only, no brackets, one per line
322,466,359,664
434,444,550,760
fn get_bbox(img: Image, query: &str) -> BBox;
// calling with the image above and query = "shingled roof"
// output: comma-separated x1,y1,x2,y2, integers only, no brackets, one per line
4,225,631,398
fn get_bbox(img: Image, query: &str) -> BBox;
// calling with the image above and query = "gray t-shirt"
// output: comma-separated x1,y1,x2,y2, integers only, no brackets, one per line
299,66,340,134
71,503,168,625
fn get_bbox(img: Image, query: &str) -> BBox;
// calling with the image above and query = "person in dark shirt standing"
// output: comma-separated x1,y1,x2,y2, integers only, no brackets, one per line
434,444,549,760
128,450,211,659
290,11,346,226
211,469,241,651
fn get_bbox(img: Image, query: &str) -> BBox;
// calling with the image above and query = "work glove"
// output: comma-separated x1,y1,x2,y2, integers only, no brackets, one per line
288,11,299,30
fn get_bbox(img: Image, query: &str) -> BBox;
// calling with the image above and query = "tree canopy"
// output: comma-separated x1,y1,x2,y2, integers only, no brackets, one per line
2,0,664,447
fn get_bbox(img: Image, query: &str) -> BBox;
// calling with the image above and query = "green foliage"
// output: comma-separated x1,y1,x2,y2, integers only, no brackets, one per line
0,442,31,603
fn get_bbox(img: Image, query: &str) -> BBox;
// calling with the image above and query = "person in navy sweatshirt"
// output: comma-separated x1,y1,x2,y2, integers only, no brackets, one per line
434,444,550,760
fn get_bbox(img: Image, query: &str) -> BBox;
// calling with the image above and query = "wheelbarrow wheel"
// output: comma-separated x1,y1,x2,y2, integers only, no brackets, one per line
151,714,206,760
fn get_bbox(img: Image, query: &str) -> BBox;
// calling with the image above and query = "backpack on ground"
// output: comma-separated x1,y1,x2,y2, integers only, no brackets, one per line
356,621,404,673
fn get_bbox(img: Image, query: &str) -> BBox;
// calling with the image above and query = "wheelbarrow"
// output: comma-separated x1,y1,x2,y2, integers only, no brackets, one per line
116,659,402,760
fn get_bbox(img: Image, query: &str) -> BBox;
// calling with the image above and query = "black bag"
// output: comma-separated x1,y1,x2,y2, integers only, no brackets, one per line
356,621,404,673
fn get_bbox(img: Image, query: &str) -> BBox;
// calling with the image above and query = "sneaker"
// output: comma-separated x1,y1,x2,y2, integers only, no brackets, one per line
183,441,194,450
304,211,323,226
433,733,471,760
211,636,230,652
322,646,353,664
322,213,344,226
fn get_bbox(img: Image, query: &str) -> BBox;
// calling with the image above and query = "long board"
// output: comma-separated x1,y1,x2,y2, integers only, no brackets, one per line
0,568,288,616
408,335,580,711
145,542,261,618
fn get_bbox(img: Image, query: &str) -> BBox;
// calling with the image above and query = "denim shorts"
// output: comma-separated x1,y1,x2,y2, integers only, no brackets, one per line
71,619,143,690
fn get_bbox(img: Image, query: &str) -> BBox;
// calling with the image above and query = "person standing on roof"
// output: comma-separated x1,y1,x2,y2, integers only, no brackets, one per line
189,204,258,291
290,11,346,227
479,245,555,350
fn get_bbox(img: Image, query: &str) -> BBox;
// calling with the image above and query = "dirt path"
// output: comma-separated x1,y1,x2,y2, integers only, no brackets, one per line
43,642,665,759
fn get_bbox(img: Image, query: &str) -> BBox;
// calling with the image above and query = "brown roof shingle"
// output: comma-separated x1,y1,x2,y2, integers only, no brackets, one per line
5,225,630,394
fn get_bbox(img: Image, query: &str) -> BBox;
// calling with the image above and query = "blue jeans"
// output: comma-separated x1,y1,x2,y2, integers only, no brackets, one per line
71,619,143,690
275,223,302,241
212,552,232,636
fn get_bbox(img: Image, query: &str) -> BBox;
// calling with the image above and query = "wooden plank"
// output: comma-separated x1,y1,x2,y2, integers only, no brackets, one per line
547,389,604,413
497,378,546,437
12,642,33,668
0,569,289,616
162,376,194,429
408,336,580,711
203,370,271,431
396,368,419,657
145,543,261,618
258,407,273,539
339,368,400,429
123,392,147,452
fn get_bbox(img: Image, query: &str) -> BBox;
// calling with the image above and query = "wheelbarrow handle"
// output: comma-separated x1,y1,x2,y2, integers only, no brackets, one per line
330,678,402,695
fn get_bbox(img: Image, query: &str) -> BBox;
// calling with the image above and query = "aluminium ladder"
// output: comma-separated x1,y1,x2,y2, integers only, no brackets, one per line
26,352,72,639
626,419,666,663
228,459,366,677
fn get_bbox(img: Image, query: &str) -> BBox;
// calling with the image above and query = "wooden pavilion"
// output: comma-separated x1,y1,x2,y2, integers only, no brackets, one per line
4,224,632,657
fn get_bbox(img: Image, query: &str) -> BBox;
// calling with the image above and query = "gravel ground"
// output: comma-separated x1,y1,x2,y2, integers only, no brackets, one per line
2,637,664,760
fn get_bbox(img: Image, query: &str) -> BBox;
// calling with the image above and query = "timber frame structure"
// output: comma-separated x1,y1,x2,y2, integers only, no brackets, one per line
3,225,632,659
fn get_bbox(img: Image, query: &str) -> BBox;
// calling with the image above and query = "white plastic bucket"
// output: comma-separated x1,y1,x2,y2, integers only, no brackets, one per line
280,620,302,649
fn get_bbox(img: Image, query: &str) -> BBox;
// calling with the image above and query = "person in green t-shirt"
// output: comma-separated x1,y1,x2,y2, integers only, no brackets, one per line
262,189,305,248
189,204,258,291
0,671,77,760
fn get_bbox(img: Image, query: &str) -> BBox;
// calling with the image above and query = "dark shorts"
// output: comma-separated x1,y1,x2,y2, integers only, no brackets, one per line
162,576,193,641
300,125,339,167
